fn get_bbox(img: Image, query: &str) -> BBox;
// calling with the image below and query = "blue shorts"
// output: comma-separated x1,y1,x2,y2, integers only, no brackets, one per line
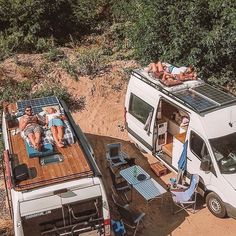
48,118,65,128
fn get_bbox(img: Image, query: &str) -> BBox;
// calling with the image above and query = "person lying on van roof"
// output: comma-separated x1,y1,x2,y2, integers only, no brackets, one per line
145,61,197,81
144,61,167,78
163,64,197,81
19,106,44,151
45,107,66,148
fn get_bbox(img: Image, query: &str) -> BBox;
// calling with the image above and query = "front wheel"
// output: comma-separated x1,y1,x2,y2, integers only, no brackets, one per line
206,192,227,218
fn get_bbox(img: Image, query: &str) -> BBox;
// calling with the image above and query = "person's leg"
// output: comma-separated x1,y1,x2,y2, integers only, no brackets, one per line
57,126,65,145
149,63,158,73
28,133,37,148
33,125,43,150
162,72,170,81
34,131,42,150
157,61,164,72
50,126,61,146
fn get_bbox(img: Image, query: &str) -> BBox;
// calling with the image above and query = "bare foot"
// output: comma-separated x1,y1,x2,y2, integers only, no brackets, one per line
56,142,64,148
35,143,42,151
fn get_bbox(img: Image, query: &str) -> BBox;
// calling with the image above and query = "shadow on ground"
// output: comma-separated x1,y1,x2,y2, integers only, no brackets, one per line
85,133,201,236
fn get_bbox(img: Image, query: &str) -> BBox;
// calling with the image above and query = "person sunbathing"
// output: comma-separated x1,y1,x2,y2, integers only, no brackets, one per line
163,65,197,81
145,61,167,78
19,106,44,150
45,107,66,148
177,66,197,81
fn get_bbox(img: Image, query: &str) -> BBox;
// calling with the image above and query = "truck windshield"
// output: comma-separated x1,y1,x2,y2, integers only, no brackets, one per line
209,132,236,174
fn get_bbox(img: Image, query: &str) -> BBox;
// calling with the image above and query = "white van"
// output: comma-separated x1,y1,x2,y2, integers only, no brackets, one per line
125,69,236,219
2,96,110,236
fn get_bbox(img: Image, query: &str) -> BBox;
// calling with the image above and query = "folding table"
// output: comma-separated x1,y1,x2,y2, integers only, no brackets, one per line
120,165,167,202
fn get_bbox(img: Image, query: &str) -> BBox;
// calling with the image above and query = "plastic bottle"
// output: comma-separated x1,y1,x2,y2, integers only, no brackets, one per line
170,177,177,188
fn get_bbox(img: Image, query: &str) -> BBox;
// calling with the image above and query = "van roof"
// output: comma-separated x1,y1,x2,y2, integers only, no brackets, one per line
3,96,95,191
132,69,236,115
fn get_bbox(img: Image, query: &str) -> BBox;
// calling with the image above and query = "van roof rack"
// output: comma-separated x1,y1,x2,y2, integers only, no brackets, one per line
132,69,236,115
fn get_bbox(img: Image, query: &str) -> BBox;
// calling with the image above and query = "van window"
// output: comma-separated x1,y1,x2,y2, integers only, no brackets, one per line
129,94,153,124
209,132,236,174
190,131,209,160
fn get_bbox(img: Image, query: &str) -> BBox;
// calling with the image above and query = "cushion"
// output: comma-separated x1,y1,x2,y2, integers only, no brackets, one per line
25,142,54,158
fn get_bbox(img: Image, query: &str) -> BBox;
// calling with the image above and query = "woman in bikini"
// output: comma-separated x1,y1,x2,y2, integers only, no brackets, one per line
45,107,66,148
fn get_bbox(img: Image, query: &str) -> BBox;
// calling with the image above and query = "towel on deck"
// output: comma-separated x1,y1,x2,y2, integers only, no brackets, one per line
25,142,54,158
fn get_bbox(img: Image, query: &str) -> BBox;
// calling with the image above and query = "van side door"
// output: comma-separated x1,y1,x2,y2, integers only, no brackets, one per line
126,93,156,152
187,130,215,185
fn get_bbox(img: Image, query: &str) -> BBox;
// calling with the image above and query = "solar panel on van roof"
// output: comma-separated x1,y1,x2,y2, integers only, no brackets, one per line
17,96,59,114
174,90,218,113
193,84,236,106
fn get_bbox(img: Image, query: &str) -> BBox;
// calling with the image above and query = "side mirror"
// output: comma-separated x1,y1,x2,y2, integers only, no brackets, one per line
200,158,211,171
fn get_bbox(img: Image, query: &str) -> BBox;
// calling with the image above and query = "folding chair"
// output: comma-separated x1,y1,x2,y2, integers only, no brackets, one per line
109,167,131,202
171,174,200,214
106,143,129,168
112,193,145,236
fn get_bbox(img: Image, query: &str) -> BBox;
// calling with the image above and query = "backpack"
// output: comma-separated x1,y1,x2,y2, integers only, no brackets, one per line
111,219,126,236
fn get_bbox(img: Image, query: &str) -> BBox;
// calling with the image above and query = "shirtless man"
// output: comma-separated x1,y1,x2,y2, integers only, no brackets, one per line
19,106,43,150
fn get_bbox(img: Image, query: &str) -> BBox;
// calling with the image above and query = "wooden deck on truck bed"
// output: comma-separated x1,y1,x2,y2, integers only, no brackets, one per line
3,100,93,191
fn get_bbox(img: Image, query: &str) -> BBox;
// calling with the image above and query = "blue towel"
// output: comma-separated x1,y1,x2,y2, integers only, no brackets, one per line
25,142,54,158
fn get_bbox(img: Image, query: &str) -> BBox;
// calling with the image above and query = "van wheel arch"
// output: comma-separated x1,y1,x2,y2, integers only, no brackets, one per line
206,192,227,218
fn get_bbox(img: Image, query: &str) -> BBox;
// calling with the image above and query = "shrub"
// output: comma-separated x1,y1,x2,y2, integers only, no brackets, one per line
60,58,79,81
44,47,66,62
77,46,105,76
35,38,55,53
0,79,32,102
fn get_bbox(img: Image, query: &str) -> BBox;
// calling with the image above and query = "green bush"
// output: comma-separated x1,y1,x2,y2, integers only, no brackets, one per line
119,0,236,90
77,47,106,76
44,48,66,62
0,79,32,102
35,38,55,53
60,58,79,81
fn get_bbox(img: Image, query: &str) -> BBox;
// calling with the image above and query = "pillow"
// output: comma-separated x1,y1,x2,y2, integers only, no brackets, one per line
42,105,60,114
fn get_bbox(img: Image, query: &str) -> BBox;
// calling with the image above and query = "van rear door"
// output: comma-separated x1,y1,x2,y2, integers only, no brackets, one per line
126,92,157,152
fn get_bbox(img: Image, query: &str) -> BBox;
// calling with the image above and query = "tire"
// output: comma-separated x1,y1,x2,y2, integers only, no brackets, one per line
206,192,227,218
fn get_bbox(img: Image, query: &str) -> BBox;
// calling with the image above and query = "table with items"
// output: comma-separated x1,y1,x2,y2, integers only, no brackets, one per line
120,165,167,202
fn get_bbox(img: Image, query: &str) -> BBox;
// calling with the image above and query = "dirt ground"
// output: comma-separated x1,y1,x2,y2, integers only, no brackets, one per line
1,56,236,235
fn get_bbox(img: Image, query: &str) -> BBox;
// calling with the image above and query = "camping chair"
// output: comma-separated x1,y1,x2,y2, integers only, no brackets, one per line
109,167,131,202
106,143,134,168
112,193,145,236
171,174,200,214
